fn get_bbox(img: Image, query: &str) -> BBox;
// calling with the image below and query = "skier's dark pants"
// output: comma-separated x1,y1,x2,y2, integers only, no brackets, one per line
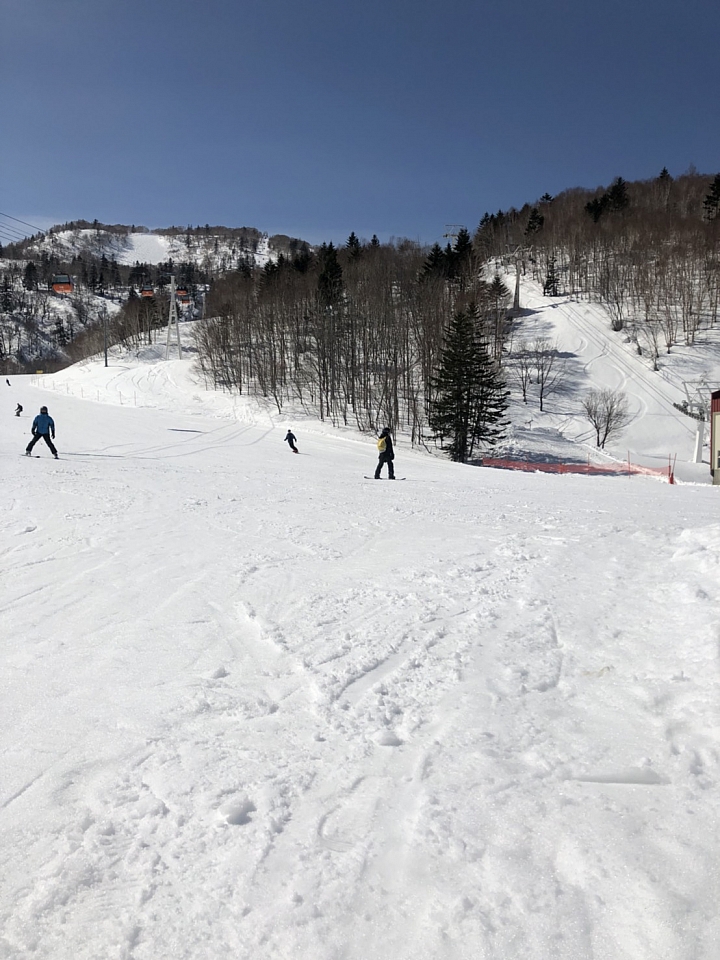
287,441,297,452
27,433,57,456
375,452,395,479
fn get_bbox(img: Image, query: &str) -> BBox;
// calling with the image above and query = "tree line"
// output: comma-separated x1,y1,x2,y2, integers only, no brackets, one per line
476,168,720,370
194,231,512,457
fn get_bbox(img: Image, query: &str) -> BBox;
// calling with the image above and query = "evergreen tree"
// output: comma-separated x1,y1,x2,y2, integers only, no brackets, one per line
292,247,312,273
317,243,343,307
488,273,511,309
585,177,629,222
420,243,447,281
606,176,629,212
370,235,380,248
453,227,473,260
585,195,608,223
657,167,673,210
428,304,509,463
23,261,38,291
452,227,475,287
703,174,720,221
345,232,361,259
525,207,544,236
1,275,14,311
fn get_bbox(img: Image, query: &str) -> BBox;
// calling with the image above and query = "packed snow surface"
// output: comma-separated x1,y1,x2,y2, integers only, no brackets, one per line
2,311,720,959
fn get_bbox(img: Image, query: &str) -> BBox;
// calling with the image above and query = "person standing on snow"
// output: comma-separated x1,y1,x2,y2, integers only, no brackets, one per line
25,405,58,458
374,426,395,479
15,403,22,416
284,429,299,453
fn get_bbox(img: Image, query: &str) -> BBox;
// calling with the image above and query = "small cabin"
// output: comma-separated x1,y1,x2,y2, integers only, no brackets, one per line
140,285,155,298
176,286,190,303
51,274,73,295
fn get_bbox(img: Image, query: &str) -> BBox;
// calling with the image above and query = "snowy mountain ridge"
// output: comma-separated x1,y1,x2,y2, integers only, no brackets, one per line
23,224,276,272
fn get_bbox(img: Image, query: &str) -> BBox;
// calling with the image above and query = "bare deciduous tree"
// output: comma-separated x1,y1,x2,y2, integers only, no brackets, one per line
582,388,631,448
509,340,534,402
531,337,566,411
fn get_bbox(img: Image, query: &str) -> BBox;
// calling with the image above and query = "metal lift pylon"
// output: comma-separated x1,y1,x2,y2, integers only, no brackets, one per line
166,275,182,360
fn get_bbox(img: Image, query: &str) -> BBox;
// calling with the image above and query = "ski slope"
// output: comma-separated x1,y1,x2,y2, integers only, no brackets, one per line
500,278,716,482
2,317,720,959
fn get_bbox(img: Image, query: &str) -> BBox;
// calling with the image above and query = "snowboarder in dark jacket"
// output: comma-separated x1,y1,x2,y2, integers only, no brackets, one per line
25,406,58,458
374,427,395,479
15,403,22,416
285,430,299,453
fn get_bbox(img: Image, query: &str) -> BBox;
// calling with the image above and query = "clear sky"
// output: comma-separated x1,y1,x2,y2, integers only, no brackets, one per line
2,0,719,247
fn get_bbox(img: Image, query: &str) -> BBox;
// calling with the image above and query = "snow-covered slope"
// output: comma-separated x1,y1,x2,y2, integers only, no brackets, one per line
25,227,273,271
2,324,720,959
497,278,718,482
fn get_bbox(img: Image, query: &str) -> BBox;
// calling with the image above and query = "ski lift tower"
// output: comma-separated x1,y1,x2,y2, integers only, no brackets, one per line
506,244,525,314
443,224,465,244
165,275,182,360
682,378,711,465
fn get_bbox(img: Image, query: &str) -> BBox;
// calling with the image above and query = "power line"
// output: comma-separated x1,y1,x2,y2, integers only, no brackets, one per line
0,228,25,245
0,211,46,234
0,221,30,241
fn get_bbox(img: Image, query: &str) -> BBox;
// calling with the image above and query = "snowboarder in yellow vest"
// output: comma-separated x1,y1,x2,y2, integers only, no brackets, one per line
374,427,395,479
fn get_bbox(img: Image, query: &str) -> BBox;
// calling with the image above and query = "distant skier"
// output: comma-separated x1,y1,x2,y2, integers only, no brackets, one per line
284,429,299,453
374,427,395,479
15,403,22,416
25,405,58,458
5,379,10,386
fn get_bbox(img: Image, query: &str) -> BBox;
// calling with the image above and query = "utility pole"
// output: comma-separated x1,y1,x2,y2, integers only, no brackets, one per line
103,308,108,367
165,275,182,360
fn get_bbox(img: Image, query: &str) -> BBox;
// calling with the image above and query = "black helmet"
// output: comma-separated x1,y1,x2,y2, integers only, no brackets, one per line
40,406,48,414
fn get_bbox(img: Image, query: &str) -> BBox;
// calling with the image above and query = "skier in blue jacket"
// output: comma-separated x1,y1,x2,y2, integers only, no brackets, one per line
25,406,58,458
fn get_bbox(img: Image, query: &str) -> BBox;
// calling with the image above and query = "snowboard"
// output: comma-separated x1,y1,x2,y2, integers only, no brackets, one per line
364,476,406,480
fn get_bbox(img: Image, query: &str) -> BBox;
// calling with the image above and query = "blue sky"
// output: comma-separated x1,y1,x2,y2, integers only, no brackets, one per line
2,0,719,247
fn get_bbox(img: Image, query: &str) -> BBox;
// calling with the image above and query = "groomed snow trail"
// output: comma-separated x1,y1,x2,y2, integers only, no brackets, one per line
2,365,720,960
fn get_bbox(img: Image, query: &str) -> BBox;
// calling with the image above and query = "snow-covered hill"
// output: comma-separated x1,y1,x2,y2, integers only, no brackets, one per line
24,225,275,272
495,276,719,482
2,299,720,958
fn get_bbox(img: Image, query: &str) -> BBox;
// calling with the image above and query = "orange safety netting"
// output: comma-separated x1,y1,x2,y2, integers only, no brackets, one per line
481,458,672,481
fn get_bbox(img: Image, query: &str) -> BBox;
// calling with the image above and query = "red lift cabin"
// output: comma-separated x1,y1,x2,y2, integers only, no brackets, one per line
51,274,73,295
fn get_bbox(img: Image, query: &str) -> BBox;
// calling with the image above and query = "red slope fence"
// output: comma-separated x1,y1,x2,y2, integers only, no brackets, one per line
481,455,676,483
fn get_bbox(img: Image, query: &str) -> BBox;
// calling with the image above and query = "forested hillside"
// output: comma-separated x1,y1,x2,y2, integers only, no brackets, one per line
3,168,720,455
191,169,720,449
0,222,308,373
476,169,720,364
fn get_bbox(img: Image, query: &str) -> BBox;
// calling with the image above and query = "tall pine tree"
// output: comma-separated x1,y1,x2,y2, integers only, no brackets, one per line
428,304,508,463
317,243,343,307
703,174,720,221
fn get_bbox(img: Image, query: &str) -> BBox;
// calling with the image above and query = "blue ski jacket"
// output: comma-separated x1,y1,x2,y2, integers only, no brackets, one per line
32,413,55,436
